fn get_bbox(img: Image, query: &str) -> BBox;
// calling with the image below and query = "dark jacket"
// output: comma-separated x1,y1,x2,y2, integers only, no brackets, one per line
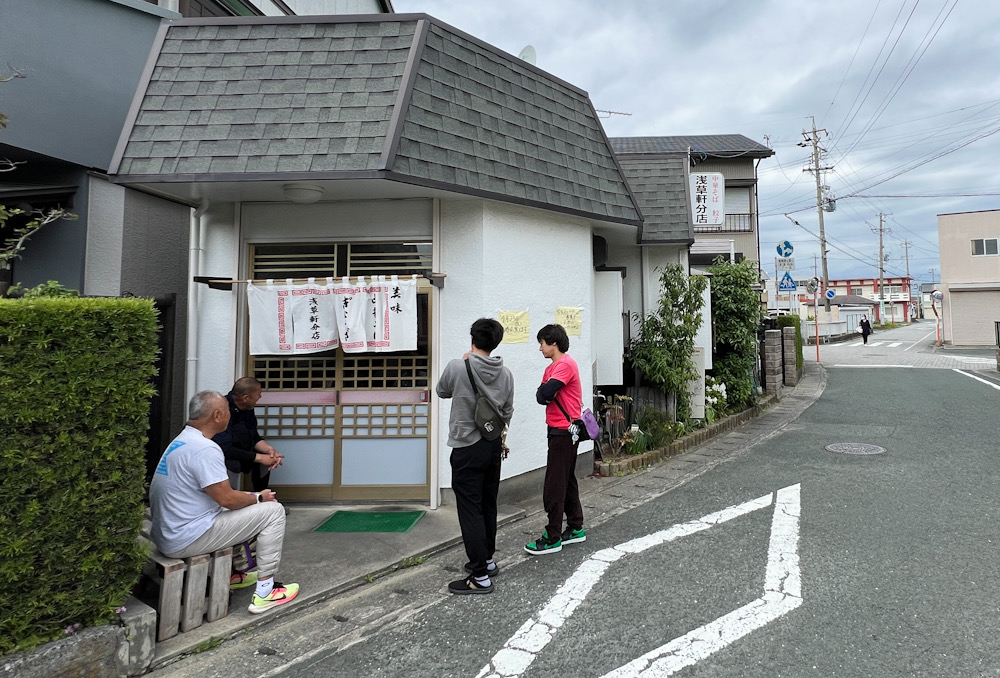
212,393,262,474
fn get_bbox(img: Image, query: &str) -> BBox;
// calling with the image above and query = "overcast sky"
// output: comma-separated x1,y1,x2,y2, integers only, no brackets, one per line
391,0,999,286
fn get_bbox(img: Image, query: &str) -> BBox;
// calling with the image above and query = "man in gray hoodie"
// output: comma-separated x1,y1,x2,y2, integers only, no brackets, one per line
436,318,514,594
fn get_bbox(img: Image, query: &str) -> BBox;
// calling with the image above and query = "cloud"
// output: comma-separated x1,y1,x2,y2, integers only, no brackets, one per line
392,0,1000,282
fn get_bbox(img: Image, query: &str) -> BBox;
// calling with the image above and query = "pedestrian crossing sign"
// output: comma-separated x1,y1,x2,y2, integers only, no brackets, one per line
778,272,797,292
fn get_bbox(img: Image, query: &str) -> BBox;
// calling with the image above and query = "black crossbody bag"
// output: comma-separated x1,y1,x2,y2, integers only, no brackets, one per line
465,358,504,441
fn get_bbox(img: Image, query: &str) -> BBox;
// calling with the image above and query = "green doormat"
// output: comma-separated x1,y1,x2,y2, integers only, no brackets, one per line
314,510,425,533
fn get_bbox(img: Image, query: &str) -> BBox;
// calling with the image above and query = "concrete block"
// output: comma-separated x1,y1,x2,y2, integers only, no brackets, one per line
117,596,156,676
1,624,126,678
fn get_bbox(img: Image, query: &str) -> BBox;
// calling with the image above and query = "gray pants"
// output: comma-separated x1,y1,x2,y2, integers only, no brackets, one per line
165,502,286,578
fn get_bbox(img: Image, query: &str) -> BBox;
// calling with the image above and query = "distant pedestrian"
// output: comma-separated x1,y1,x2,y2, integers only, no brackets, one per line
436,318,514,595
525,323,586,556
860,315,873,344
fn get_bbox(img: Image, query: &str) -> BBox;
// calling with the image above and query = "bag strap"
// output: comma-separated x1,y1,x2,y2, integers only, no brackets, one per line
552,393,574,424
464,358,481,396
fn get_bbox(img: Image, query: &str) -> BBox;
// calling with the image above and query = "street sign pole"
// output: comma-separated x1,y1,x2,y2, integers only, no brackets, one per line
814,288,820,363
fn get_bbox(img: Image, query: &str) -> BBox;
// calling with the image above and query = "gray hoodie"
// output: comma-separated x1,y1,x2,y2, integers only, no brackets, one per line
435,352,514,448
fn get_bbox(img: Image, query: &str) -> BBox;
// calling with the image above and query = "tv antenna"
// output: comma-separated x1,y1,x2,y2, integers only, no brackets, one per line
595,109,632,119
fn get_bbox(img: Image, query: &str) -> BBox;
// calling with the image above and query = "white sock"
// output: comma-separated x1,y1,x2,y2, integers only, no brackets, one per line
474,575,491,587
256,578,274,598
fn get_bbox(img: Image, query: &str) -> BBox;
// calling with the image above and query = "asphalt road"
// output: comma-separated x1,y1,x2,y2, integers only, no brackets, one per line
154,323,1000,678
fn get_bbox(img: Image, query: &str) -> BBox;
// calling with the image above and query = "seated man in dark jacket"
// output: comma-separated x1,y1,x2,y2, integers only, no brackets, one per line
213,377,283,492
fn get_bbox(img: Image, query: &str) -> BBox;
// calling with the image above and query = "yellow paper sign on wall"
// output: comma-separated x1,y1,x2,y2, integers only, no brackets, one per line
498,310,530,343
556,307,583,335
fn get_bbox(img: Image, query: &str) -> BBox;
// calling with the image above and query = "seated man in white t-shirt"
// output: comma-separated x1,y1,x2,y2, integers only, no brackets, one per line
149,390,300,615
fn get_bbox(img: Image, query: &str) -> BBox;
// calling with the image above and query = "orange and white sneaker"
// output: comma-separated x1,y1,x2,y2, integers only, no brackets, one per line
248,581,300,614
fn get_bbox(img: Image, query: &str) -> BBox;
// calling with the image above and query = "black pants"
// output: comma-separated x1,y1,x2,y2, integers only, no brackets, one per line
450,437,502,577
250,463,270,492
543,433,583,537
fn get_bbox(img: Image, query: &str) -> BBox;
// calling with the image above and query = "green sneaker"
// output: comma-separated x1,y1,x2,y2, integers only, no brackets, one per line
561,527,587,545
524,531,562,555
229,570,258,590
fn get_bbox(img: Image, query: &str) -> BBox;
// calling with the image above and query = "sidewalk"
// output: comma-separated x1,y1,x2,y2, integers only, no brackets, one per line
151,362,826,669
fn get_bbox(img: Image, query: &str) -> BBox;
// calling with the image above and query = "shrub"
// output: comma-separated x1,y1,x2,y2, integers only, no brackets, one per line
4,280,79,299
774,314,803,371
622,428,652,456
629,264,707,420
704,376,728,422
708,258,761,410
0,297,159,656
636,406,677,449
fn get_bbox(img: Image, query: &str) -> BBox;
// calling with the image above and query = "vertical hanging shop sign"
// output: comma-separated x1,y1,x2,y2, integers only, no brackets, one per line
690,172,725,226
289,278,339,353
332,275,418,353
247,278,340,355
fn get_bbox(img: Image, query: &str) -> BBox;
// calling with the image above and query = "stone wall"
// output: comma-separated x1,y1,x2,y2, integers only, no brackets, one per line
783,326,799,386
764,329,784,397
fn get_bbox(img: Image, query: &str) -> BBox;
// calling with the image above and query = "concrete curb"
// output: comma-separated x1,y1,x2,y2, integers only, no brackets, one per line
593,396,777,477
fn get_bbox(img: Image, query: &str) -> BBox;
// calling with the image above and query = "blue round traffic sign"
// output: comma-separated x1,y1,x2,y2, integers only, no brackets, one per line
777,241,794,257
825,289,836,299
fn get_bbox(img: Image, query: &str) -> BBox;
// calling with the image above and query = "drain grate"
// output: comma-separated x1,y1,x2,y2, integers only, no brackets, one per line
825,442,886,455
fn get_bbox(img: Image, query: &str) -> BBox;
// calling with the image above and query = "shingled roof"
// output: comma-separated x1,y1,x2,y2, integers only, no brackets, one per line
111,15,641,226
613,152,692,245
609,135,774,159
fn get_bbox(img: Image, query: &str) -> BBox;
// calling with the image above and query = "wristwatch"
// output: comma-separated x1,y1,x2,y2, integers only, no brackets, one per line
256,493,264,503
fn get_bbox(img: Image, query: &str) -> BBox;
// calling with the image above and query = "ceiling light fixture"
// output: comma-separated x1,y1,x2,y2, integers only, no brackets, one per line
283,183,323,204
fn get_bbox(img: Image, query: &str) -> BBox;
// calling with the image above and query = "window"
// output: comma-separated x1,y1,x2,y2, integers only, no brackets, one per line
971,238,999,256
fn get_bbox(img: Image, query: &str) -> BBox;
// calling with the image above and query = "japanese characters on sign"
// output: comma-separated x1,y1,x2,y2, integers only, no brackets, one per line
555,306,583,336
498,311,530,343
689,172,726,226
247,275,417,355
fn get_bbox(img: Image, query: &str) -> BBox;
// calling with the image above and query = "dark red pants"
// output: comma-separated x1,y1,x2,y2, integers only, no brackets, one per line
543,434,583,537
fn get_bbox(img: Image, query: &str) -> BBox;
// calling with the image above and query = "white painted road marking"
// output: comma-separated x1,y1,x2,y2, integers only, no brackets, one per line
476,485,802,678
905,330,937,351
888,342,902,347
952,368,1000,391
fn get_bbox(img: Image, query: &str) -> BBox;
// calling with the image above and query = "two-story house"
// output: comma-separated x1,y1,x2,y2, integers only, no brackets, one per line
937,209,1000,345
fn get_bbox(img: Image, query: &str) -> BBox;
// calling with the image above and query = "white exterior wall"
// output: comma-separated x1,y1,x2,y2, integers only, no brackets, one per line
195,202,240,394
641,245,688,313
192,196,599,498
438,199,595,487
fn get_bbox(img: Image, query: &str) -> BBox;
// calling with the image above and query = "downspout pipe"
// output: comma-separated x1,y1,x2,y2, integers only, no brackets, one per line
186,199,209,405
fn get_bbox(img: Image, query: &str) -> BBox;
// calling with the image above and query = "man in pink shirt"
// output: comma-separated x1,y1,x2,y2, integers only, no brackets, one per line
525,324,587,555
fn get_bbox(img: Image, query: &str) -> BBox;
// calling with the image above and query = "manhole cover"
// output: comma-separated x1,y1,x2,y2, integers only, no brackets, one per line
825,442,886,455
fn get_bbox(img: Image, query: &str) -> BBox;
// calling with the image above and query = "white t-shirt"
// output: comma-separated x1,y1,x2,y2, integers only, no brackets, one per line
149,425,228,554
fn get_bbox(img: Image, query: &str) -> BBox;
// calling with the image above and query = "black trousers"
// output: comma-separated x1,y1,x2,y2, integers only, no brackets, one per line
450,437,503,577
543,433,583,537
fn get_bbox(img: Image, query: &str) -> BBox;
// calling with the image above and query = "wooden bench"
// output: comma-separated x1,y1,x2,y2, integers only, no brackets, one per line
140,520,233,641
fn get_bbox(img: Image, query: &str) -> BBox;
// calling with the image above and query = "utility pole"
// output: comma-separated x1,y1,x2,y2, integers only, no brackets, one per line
903,240,912,322
799,117,834,311
873,213,887,323
812,254,818,277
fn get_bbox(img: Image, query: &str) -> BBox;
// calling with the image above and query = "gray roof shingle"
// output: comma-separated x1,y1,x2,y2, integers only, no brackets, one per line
614,153,693,244
113,15,640,226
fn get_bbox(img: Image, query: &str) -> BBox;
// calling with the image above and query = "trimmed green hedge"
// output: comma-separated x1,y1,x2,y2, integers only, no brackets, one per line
775,314,804,371
0,297,158,656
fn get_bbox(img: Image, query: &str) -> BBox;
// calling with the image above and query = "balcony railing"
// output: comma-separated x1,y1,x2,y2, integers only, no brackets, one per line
694,213,754,233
